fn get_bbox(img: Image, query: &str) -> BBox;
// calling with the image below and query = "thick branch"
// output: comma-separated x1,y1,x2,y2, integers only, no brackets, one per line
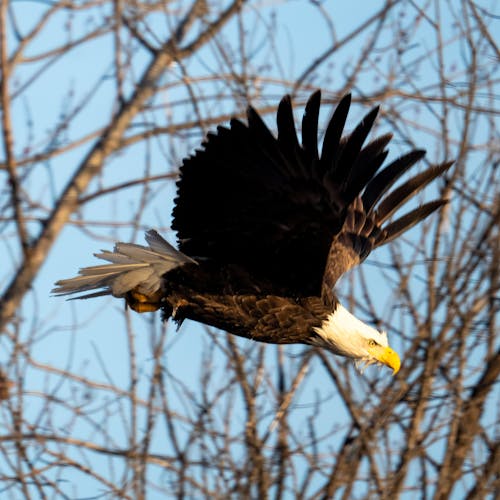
0,0,245,331
1,1,28,255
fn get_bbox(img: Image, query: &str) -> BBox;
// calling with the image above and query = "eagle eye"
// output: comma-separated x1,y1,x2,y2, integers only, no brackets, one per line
368,339,378,347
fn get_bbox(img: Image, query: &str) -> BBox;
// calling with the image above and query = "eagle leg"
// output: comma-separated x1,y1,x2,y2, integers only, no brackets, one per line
125,289,163,313
172,299,190,320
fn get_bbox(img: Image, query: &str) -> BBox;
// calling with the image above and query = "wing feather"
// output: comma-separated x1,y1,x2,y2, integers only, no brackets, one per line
375,200,448,246
333,105,380,186
346,133,392,185
362,149,426,212
320,94,351,175
277,95,299,153
172,92,452,297
301,90,321,160
343,148,389,206
376,162,453,223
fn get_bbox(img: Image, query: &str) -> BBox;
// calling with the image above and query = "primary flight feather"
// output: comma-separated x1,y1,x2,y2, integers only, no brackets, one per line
53,91,452,374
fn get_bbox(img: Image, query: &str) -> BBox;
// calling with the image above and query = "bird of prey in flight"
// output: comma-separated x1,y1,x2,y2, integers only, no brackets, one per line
54,91,452,374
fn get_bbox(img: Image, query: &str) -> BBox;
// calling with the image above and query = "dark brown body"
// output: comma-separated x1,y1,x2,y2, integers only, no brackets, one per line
53,91,451,352
162,262,334,345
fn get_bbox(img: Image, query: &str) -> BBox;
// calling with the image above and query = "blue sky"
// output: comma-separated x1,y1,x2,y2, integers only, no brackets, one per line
2,0,499,497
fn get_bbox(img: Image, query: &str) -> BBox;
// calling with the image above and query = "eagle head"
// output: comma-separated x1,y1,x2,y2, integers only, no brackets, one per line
312,303,400,375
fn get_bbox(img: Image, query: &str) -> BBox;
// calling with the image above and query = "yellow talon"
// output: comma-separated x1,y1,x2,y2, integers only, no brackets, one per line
125,290,163,313
130,302,161,313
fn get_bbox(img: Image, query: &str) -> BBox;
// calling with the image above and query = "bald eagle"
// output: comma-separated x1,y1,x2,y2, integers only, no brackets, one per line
53,91,452,374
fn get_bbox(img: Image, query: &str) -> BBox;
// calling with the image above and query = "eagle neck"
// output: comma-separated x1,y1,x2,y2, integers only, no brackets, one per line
312,303,385,358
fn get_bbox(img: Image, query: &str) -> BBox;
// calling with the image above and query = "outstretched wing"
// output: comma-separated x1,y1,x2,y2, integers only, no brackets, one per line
321,144,452,290
172,91,451,297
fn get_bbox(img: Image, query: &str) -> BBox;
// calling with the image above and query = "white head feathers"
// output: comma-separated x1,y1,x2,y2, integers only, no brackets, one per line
311,303,400,374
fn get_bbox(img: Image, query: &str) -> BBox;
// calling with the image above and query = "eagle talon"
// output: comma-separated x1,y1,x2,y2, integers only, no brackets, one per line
126,290,162,313
52,91,451,376
172,299,189,319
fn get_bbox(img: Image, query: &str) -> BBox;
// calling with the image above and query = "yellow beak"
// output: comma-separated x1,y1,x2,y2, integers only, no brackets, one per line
375,346,401,375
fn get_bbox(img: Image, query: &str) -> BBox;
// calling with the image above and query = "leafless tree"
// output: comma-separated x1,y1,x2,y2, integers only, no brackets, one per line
0,0,498,497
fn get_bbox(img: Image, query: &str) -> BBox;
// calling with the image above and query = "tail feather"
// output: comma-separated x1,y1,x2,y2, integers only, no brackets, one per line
79,262,146,275
92,252,137,265
52,230,195,300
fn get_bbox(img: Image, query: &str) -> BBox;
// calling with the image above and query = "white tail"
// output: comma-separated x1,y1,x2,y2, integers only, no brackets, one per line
52,230,196,300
